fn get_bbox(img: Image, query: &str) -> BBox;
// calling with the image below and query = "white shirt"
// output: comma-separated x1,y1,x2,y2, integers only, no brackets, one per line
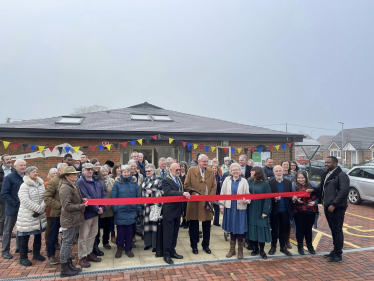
2,165,12,177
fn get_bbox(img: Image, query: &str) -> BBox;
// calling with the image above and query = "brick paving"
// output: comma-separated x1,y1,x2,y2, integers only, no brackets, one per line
2,201,374,280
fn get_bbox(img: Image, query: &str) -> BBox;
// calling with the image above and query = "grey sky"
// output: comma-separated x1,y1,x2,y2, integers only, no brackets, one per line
1,0,373,139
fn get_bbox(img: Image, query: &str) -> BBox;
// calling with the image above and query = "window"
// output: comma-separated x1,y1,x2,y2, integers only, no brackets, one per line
130,114,151,121
311,161,318,167
330,150,341,158
151,115,173,121
361,168,374,180
55,116,84,124
349,168,361,177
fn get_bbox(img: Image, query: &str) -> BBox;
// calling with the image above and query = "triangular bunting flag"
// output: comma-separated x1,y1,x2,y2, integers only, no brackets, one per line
211,147,216,152
244,148,248,154
137,139,143,145
151,135,158,141
193,144,198,149
113,143,119,149
231,148,236,154
287,143,292,147
204,146,210,153
106,144,111,151
90,146,96,152
72,146,80,153
3,141,10,149
30,145,36,151
199,145,204,150
145,137,151,144
22,144,29,151
65,147,71,153
121,142,127,148
12,143,20,150
281,144,286,151
48,146,55,152
98,145,104,151
169,138,174,144
82,146,89,151
223,148,229,153
275,145,280,151
269,146,273,152
130,141,136,146
38,146,45,153
257,147,262,153
57,147,64,154
251,148,255,153
187,143,192,149
182,141,187,147
237,148,242,154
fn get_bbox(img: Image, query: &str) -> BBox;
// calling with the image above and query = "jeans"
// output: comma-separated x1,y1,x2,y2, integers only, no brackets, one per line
324,206,346,257
60,227,79,264
270,211,289,248
47,217,60,257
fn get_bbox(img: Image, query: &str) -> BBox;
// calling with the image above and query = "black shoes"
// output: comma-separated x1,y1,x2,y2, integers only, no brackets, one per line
251,249,259,256
280,247,292,256
307,245,316,255
298,244,305,255
268,246,276,255
260,251,267,259
171,253,183,259
20,258,32,267
192,248,198,255
246,240,254,251
164,257,174,264
324,251,335,258
328,256,342,263
16,249,32,253
2,252,13,259
152,248,156,252
144,246,151,250
202,247,211,254
213,223,221,227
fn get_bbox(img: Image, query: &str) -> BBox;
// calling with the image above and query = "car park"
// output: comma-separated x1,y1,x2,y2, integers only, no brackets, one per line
347,166,374,205
295,155,309,166
305,160,349,177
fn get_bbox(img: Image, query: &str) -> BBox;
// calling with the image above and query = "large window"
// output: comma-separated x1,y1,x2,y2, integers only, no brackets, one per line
330,150,341,158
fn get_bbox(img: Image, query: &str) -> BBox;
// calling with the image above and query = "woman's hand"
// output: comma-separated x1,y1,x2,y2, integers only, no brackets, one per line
262,214,267,218
306,189,314,193
220,209,224,214
308,201,316,206
146,190,152,195
292,196,298,202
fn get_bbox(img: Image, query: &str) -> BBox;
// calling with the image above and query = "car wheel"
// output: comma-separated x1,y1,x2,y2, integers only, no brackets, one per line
348,188,362,205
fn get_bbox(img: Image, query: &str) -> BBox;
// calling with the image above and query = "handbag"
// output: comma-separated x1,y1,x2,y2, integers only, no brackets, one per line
135,214,144,237
150,204,162,222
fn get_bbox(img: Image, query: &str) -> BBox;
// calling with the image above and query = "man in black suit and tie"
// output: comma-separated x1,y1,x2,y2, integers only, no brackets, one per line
161,163,191,264
239,155,252,179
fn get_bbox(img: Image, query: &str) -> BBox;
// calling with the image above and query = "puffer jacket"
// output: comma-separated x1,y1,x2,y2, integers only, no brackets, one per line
59,177,86,229
111,175,141,226
17,176,47,233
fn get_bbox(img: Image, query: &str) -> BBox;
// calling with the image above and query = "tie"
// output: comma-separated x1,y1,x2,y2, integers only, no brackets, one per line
161,170,165,179
175,178,181,191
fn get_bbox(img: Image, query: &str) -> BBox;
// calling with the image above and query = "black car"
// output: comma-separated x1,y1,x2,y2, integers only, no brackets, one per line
306,160,349,177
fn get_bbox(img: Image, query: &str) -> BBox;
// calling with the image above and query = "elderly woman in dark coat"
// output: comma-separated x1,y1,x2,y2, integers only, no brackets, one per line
141,164,162,251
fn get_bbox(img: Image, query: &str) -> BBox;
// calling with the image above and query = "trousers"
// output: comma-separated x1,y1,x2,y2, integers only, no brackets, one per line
1,215,19,254
60,226,79,263
294,212,316,245
270,211,289,248
324,206,346,257
116,225,133,252
189,220,211,248
78,216,98,259
47,217,60,257
163,217,180,258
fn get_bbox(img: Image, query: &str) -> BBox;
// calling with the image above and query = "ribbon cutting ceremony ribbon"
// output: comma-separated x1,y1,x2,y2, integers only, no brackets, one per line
86,191,310,205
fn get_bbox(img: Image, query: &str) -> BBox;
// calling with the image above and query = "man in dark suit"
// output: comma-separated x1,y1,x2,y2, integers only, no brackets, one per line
239,155,252,179
161,163,191,264
268,165,294,256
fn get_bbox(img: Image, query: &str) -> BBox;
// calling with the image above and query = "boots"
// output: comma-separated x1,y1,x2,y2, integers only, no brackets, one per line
297,243,305,255
78,257,91,268
307,243,316,255
61,262,78,278
68,258,81,273
226,240,236,258
19,249,32,267
93,237,104,256
115,246,124,258
237,241,244,259
286,226,292,249
32,243,46,261
183,220,189,229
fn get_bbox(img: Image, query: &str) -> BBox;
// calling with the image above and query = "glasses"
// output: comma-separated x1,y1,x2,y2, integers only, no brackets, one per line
145,170,152,173
175,169,181,171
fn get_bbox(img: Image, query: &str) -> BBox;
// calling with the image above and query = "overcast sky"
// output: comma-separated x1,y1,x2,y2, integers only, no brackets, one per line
1,0,373,139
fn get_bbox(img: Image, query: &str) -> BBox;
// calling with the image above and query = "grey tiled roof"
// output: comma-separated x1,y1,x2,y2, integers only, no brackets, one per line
0,102,301,139
330,127,374,150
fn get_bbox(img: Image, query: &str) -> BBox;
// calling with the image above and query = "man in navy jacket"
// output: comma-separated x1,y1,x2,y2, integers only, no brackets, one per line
1,159,26,259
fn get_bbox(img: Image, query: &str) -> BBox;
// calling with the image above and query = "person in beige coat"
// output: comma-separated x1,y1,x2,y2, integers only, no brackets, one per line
184,154,217,255
16,166,47,267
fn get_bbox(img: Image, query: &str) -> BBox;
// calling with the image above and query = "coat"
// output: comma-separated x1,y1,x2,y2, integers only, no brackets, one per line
43,179,51,217
133,173,144,194
161,176,184,219
101,178,114,218
219,176,250,210
17,176,47,233
111,175,141,226
59,177,86,229
184,166,217,221
0,166,15,204
76,175,107,220
155,168,170,179
315,167,350,208
263,166,275,180
141,174,162,232
243,165,253,179
44,176,62,217
268,178,294,218
1,170,23,216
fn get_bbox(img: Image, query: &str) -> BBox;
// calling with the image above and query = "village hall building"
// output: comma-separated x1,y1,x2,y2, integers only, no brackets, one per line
0,102,303,178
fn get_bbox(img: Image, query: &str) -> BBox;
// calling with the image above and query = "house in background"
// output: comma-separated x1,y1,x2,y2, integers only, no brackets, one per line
324,127,374,168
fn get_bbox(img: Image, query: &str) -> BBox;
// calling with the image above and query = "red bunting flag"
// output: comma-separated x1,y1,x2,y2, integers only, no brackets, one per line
90,146,96,152
151,135,158,140
269,146,273,152
182,141,187,147
223,148,229,153
120,142,127,148
12,143,20,149
287,143,292,147
48,146,55,152
251,148,255,153
199,145,204,150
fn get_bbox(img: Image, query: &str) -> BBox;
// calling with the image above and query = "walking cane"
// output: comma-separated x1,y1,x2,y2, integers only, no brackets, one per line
155,218,163,257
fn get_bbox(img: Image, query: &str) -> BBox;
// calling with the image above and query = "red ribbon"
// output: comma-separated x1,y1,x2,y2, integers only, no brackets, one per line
86,191,309,205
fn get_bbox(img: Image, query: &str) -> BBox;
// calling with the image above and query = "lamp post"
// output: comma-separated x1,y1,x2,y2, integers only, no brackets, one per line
338,122,344,167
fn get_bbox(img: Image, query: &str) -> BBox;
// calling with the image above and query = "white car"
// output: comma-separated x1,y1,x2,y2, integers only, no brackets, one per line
347,166,374,205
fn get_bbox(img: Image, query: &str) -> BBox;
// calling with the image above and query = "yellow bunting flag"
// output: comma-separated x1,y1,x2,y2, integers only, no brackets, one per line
275,145,280,151
237,148,242,154
137,139,143,145
72,146,80,153
211,147,216,152
38,146,45,153
193,144,198,149
3,141,10,149
169,138,174,144
106,144,111,151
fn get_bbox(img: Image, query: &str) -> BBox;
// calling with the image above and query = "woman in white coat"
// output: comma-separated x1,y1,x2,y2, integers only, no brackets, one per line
17,166,47,266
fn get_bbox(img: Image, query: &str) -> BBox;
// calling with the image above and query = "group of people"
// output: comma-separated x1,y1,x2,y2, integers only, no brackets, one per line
0,151,350,277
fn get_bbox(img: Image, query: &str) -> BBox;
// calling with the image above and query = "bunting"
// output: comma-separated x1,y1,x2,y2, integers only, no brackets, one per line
244,148,248,154
38,146,45,153
204,146,210,153
57,147,64,154
257,147,262,153
223,148,229,153
121,142,127,148
48,146,55,152
169,138,174,144
269,146,273,152
281,144,286,151
65,147,71,153
3,141,10,149
151,135,158,141
231,148,235,154
130,141,136,146
193,144,198,149
72,146,80,153
187,143,192,149
275,145,280,151
113,143,119,150
12,143,20,150
237,148,242,154
251,148,255,153
98,145,104,152
182,141,187,147
82,146,89,151
30,145,36,152
137,139,143,146
106,144,111,151
90,146,96,152
211,147,216,152
199,145,204,150
287,143,292,147
22,144,29,151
